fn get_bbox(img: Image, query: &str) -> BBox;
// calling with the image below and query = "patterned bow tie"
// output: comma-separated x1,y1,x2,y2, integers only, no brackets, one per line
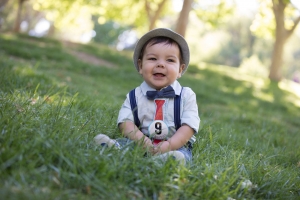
146,85,176,100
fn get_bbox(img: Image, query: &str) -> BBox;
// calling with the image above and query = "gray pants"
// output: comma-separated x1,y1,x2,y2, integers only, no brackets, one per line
115,138,193,165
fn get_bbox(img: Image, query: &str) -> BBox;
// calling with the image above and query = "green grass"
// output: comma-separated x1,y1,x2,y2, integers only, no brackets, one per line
0,33,300,199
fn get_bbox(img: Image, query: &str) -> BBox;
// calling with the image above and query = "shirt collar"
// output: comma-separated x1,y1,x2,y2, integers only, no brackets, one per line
140,80,182,96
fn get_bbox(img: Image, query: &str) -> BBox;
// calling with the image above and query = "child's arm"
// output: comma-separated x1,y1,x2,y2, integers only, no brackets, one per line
153,124,194,154
119,121,153,149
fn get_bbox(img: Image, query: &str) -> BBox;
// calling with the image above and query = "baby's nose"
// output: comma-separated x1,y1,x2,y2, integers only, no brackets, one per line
157,60,165,67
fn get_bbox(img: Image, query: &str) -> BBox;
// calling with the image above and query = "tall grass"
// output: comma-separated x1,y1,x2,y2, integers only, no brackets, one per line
0,33,299,199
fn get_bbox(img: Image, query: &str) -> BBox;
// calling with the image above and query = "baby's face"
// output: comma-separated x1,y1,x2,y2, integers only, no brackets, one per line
138,42,185,90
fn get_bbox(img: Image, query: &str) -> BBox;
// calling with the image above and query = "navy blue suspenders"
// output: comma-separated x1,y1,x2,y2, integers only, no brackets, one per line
129,88,183,131
129,88,141,128
173,89,182,131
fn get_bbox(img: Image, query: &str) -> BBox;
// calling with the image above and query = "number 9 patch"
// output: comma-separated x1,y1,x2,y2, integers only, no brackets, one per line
148,120,169,140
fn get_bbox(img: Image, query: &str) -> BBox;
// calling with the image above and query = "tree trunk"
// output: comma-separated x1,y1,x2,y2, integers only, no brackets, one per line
13,0,24,32
269,0,300,81
269,0,287,81
0,0,9,8
145,0,168,31
0,0,10,30
47,22,55,37
175,0,193,37
269,32,287,81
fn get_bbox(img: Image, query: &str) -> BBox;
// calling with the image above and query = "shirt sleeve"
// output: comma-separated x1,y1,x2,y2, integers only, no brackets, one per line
117,93,134,125
180,87,200,133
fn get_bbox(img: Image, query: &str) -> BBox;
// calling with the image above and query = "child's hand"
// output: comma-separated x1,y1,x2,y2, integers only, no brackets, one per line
142,137,154,150
152,141,171,155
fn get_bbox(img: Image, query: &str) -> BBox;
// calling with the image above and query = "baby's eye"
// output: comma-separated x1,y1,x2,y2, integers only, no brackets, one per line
167,59,175,62
148,57,156,60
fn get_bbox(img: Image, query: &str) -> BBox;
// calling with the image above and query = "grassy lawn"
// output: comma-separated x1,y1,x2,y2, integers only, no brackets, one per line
0,33,299,199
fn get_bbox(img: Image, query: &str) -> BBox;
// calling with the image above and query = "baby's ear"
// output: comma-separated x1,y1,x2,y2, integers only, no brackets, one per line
177,64,185,78
138,59,143,74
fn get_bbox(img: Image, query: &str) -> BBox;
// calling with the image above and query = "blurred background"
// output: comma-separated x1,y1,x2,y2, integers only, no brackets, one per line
1,0,300,83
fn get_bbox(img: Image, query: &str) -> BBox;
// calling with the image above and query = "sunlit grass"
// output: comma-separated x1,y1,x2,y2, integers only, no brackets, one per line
195,61,300,108
0,34,300,199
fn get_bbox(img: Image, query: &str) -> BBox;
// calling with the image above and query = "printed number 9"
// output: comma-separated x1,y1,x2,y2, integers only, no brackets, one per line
155,122,162,134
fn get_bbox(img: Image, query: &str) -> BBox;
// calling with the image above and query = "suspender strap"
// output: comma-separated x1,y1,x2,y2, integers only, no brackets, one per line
129,89,140,128
174,87,183,131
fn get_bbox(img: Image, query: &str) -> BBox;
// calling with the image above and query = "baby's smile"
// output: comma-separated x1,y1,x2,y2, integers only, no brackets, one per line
153,73,165,77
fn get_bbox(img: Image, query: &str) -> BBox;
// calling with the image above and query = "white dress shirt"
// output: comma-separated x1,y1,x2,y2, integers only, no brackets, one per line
117,80,200,142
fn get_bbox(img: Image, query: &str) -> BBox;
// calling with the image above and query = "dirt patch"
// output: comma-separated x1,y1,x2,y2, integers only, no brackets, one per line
68,50,117,68
63,40,117,68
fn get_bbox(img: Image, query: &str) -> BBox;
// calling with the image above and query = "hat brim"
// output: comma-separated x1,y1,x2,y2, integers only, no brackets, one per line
133,28,190,75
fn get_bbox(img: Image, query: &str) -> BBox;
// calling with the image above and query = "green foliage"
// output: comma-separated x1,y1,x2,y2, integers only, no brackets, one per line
203,17,258,67
194,0,235,29
250,0,275,39
30,0,173,35
100,0,146,28
251,0,299,40
33,0,97,23
98,0,173,31
92,18,129,46
1,34,300,199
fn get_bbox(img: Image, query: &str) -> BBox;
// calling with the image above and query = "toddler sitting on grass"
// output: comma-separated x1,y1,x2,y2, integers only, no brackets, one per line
95,28,200,165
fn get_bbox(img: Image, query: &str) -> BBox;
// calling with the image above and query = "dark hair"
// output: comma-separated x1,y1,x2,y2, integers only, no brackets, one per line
138,36,184,65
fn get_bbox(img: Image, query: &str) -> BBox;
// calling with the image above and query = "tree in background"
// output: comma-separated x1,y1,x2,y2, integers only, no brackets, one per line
92,18,129,46
0,0,9,7
13,0,28,32
145,0,168,30
203,16,257,68
97,0,173,33
252,0,300,82
1,0,233,37
174,0,234,37
269,0,300,81
175,0,193,37
0,0,9,29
